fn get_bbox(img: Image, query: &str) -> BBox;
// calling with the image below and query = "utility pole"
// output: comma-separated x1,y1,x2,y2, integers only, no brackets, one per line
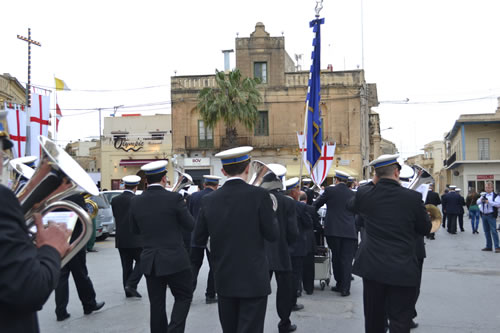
17,28,41,155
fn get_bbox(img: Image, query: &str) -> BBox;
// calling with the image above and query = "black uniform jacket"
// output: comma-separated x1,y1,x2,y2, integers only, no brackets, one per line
314,183,357,240
112,190,142,249
130,185,194,276
348,178,431,287
0,185,61,333
194,179,278,298
425,191,441,206
289,200,312,257
188,187,214,247
441,191,463,215
265,190,298,272
305,204,322,253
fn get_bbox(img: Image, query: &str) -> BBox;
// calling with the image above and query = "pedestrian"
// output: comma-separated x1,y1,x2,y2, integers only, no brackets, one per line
112,175,143,298
264,164,299,332
441,186,462,234
0,124,71,332
348,154,431,333
466,189,481,234
477,182,500,253
189,175,221,305
54,193,105,321
314,170,357,297
441,188,449,228
194,146,278,333
285,177,310,310
130,160,194,333
456,188,466,232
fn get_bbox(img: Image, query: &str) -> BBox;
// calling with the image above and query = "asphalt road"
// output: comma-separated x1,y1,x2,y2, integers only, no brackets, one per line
37,218,500,332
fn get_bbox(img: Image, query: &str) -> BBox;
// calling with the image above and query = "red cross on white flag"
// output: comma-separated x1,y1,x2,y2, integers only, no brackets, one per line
4,102,27,158
297,132,336,187
30,93,50,159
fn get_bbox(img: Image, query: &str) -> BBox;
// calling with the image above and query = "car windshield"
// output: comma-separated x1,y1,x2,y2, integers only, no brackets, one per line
102,192,121,204
90,195,110,209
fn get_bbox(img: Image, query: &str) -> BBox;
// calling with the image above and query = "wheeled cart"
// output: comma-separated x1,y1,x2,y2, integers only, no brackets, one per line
314,245,331,290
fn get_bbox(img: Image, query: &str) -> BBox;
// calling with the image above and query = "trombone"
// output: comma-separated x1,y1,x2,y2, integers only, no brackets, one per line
16,136,99,267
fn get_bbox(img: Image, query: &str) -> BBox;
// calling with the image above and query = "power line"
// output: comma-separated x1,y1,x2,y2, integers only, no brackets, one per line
27,81,170,93
380,95,498,105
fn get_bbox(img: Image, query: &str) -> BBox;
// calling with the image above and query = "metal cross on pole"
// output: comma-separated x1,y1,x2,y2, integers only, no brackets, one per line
17,28,41,155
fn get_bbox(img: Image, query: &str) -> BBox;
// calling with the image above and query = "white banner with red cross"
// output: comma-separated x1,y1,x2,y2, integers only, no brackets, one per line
297,133,336,187
4,102,27,158
30,92,50,159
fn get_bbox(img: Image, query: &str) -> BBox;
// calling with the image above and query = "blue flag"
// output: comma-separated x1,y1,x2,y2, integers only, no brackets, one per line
306,18,324,169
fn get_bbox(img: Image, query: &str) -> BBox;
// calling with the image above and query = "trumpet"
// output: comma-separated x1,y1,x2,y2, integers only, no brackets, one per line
16,136,99,267
171,169,194,192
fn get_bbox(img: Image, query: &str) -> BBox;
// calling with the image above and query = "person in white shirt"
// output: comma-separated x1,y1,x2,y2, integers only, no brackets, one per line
476,182,500,253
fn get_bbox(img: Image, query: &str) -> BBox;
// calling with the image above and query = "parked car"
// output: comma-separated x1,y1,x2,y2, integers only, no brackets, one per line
89,193,115,241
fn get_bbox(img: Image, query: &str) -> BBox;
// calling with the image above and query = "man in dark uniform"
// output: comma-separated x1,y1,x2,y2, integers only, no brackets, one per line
348,154,431,333
442,185,462,234
0,124,71,332
130,160,194,333
424,184,441,240
194,146,278,333
300,191,321,295
285,177,311,311
456,188,466,232
314,170,357,297
301,178,316,205
441,188,449,228
263,163,299,332
112,175,143,298
54,193,105,321
189,175,221,304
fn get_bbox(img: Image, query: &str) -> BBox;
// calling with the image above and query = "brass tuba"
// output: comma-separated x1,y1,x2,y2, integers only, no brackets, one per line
406,164,441,233
247,160,281,211
171,169,194,192
16,136,99,267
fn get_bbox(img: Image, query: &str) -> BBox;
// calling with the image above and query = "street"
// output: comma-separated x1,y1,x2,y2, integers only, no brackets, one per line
38,218,500,333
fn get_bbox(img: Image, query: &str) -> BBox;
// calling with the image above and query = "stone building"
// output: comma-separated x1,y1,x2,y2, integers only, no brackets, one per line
171,22,382,184
100,114,173,190
444,98,500,196
0,73,26,132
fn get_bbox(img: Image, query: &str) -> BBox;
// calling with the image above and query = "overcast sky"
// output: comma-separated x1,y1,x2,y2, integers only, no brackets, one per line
2,0,499,158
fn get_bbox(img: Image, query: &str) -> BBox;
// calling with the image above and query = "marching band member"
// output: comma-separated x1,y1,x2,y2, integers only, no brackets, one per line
0,119,71,332
314,170,357,297
348,154,431,333
299,191,321,295
194,146,278,333
264,164,299,332
130,160,194,333
112,175,143,298
189,175,221,304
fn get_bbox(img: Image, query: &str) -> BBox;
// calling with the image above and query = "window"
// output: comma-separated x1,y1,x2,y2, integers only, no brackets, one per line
254,111,269,136
254,62,267,83
198,120,213,148
478,138,490,160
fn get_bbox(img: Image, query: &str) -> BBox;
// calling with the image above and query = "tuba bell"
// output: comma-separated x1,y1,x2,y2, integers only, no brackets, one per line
247,160,281,211
171,169,194,192
17,136,99,267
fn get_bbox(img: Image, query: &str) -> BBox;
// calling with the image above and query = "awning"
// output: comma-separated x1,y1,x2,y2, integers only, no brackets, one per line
285,164,359,179
119,159,167,166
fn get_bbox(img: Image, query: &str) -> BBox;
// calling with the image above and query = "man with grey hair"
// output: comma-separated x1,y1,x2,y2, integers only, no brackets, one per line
477,182,500,252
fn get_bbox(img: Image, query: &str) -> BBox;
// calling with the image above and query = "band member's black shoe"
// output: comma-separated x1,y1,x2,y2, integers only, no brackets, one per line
410,320,419,329
206,296,218,304
84,301,105,315
125,286,142,298
56,312,70,321
291,304,304,311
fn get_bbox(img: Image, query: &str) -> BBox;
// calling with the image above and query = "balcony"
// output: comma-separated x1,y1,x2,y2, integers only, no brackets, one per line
183,134,308,151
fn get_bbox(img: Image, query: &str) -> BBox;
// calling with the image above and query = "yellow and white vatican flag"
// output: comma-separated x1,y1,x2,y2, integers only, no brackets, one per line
55,77,70,91
297,132,336,187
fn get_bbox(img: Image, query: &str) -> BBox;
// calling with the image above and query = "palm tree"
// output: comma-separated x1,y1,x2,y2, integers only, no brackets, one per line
197,69,262,146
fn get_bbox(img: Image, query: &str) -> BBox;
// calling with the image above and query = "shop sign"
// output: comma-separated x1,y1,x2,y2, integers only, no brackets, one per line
339,159,350,166
477,175,494,180
114,138,144,152
184,157,210,167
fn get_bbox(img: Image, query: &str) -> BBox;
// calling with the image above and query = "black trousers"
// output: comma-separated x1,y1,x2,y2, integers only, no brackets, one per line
218,295,268,333
326,236,357,292
270,271,293,331
118,247,143,290
190,247,216,297
362,278,416,333
145,268,193,333
290,256,303,306
302,252,315,294
413,259,424,319
55,249,97,317
442,212,447,228
458,214,464,231
447,214,458,233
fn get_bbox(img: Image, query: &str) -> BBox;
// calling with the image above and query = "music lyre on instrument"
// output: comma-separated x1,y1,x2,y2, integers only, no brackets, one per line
16,136,99,267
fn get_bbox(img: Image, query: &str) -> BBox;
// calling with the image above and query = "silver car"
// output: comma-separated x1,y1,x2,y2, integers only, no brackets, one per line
90,194,115,241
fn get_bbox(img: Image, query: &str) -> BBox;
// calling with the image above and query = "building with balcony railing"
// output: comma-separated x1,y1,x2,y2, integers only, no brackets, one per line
171,22,381,183
443,98,500,195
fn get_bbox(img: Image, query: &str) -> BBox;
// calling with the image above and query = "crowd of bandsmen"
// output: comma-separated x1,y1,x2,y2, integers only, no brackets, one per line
2,109,500,333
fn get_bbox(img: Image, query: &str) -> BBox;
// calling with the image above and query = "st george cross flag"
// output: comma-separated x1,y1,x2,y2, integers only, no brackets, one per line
297,132,336,187
304,17,325,170
30,93,50,159
4,102,27,158
56,103,62,132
